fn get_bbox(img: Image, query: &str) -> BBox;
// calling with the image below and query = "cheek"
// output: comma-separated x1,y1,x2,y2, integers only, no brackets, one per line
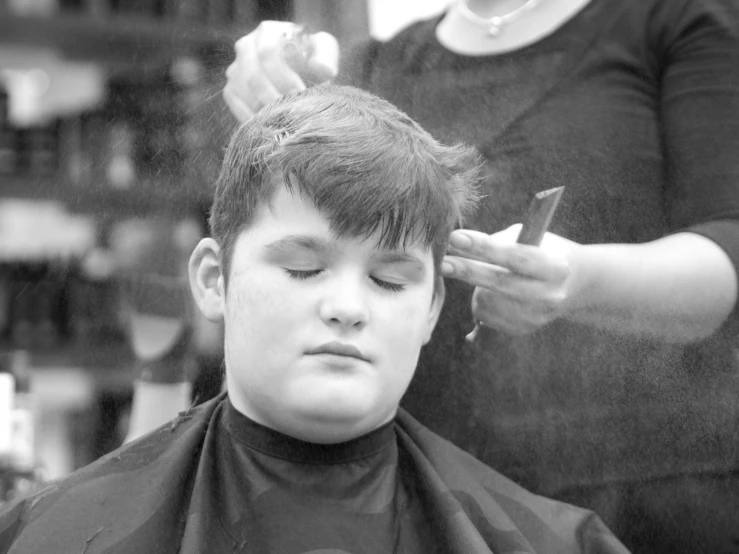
223,273,303,390
380,296,432,350
224,272,300,341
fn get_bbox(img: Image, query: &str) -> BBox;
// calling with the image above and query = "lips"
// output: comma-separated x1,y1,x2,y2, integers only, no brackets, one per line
306,341,369,362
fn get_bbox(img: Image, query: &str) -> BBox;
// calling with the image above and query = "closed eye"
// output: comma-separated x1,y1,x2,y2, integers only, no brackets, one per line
285,269,405,292
371,277,405,292
285,269,323,280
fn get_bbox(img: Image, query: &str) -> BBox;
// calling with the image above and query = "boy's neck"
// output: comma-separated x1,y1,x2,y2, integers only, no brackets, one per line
225,395,398,450
225,379,399,445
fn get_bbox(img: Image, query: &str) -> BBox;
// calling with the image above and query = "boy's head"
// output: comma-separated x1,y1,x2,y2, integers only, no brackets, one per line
190,84,479,443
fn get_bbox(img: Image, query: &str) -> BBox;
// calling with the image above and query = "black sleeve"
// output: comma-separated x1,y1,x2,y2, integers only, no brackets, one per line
660,0,739,277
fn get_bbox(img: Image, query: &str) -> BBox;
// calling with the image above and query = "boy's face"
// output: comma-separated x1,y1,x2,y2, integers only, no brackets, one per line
192,182,443,444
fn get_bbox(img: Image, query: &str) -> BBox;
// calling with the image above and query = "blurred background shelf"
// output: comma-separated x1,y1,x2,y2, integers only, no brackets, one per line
0,12,239,67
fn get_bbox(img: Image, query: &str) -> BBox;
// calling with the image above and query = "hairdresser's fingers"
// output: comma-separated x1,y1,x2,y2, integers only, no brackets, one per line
305,31,340,83
471,287,557,335
474,285,561,321
223,84,255,123
230,23,296,114
255,22,310,94
447,229,535,274
225,55,277,116
471,297,542,335
281,30,338,86
442,255,567,309
227,36,267,115
442,246,569,288
239,29,285,109
441,256,509,289
226,23,337,122
447,228,569,282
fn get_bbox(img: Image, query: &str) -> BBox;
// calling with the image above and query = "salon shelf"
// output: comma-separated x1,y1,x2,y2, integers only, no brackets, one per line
0,12,240,70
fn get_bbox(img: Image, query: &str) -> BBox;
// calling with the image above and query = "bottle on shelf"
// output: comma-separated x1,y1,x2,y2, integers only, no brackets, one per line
10,350,35,474
0,351,14,463
0,350,17,502
0,349,38,503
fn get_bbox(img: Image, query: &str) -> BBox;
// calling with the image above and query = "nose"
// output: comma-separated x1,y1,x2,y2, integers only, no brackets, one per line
318,273,369,331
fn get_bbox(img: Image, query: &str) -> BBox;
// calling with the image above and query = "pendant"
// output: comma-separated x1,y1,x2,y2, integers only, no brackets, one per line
487,16,504,36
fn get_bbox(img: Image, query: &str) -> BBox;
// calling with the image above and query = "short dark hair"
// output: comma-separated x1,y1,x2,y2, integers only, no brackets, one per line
209,84,480,289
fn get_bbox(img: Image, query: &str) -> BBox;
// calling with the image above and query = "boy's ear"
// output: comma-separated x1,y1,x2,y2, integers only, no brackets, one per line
423,277,446,345
189,238,225,322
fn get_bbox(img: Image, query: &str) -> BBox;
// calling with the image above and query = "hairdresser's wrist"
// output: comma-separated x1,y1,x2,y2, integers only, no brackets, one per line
562,242,649,329
558,241,600,319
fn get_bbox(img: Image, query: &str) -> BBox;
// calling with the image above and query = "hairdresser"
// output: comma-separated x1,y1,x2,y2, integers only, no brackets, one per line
223,0,739,551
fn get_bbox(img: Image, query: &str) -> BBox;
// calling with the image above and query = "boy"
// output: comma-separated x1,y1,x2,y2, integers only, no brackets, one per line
0,85,628,553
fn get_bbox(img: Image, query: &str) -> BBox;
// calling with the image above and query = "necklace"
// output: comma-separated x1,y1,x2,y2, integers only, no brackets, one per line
456,0,541,37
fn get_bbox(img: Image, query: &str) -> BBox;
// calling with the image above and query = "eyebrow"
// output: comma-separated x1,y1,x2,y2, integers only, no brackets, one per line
372,251,426,273
263,234,336,256
264,234,426,271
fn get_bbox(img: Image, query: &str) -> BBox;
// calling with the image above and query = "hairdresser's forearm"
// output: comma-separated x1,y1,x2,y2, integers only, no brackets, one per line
567,232,738,342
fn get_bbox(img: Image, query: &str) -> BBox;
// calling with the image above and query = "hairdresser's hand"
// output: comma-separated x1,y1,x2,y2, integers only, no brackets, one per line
224,21,339,122
442,225,585,335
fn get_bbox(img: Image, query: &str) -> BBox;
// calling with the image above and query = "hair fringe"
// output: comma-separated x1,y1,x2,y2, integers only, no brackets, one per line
210,84,482,280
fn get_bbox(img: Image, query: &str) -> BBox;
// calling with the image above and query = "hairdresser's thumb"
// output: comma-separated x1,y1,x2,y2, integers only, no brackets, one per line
305,31,339,84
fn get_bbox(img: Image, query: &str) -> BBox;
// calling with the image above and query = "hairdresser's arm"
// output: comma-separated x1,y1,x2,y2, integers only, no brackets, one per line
224,21,339,122
442,226,738,343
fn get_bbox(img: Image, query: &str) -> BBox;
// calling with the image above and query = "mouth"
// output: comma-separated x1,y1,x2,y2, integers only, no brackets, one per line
306,342,369,362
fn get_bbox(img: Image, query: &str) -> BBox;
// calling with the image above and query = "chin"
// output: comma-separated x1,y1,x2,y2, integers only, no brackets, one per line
300,398,374,424
294,381,377,416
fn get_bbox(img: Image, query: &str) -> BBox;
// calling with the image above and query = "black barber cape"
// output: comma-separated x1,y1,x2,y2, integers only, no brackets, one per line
0,394,628,553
